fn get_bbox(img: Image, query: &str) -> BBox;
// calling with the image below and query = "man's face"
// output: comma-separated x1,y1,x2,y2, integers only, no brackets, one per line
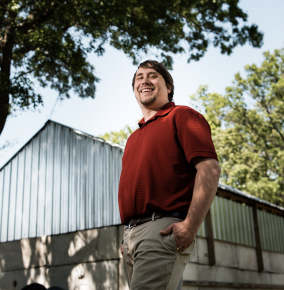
133,67,170,107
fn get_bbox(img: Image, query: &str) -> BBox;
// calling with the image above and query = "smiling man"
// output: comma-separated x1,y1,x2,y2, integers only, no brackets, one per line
118,60,221,290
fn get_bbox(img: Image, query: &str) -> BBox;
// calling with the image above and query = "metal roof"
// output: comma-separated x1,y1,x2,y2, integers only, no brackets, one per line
218,183,284,213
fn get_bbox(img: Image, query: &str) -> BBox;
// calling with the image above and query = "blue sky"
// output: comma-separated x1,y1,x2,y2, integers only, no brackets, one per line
1,0,284,168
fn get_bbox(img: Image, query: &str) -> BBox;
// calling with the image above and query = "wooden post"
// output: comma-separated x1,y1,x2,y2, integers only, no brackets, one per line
252,203,264,272
205,208,216,266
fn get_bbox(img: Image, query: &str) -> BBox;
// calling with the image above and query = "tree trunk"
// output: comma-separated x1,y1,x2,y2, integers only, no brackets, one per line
0,92,9,135
0,25,14,136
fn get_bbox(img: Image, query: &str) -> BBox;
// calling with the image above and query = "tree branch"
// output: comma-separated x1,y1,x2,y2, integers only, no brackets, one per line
233,104,284,151
243,116,284,150
0,0,9,22
264,104,284,142
13,43,38,55
0,10,15,135
18,0,38,12
0,1,11,40
261,154,284,178
266,139,284,150
12,24,69,58
12,60,46,80
16,0,68,32
190,18,203,31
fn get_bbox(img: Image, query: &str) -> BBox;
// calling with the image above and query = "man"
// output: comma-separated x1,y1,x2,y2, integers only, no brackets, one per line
118,60,220,290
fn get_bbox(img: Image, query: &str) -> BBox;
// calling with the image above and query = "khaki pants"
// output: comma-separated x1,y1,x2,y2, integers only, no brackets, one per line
123,217,195,290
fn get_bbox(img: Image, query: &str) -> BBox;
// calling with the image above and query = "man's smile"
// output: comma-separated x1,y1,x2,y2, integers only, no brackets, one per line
140,88,154,93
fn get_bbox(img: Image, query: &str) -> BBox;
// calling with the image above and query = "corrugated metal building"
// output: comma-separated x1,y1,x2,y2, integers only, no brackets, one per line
0,120,284,290
0,120,123,243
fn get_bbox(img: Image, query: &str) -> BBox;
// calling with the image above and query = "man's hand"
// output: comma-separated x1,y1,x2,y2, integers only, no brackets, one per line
121,243,123,255
160,157,220,253
160,220,196,252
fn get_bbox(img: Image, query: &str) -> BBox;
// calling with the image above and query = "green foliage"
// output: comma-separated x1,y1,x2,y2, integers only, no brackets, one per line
99,125,135,146
0,0,263,134
190,48,284,206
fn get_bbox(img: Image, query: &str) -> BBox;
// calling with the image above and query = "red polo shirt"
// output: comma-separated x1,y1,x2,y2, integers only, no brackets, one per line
118,102,218,224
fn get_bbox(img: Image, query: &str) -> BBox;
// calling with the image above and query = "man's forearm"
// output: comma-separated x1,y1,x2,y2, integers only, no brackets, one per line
184,158,221,235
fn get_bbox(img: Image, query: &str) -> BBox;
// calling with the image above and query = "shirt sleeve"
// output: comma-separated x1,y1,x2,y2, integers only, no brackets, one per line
177,109,218,164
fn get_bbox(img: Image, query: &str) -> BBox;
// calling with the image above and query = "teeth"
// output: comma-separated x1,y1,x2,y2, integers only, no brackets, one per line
142,89,152,93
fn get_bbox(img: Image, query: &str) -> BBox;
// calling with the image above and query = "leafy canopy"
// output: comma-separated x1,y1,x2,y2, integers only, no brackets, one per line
0,0,263,134
99,125,135,147
190,48,284,206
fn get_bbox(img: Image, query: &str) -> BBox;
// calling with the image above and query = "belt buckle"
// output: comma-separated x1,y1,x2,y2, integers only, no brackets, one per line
125,223,136,230
130,223,136,229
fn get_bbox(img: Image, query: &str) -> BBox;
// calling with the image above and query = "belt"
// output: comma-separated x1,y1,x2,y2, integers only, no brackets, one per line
125,211,186,230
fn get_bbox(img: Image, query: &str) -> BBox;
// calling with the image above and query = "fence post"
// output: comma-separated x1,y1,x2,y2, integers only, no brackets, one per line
252,203,264,272
205,207,216,266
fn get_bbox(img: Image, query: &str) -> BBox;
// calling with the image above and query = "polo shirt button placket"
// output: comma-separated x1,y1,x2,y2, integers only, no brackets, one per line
139,124,145,135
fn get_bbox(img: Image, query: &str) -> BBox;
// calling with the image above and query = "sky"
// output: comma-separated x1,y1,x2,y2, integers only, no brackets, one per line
1,0,284,168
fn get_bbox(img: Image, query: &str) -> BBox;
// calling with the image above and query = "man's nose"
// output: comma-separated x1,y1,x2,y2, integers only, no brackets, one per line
142,77,151,84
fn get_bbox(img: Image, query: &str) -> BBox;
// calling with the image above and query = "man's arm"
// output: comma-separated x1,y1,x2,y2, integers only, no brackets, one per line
160,157,221,252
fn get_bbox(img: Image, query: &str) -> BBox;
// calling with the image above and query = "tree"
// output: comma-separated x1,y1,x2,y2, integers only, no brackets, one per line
99,125,135,146
0,0,263,135
190,48,284,206
0,138,17,151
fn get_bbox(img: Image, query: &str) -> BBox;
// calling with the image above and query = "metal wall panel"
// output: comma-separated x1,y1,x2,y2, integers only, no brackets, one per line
210,196,255,247
78,134,86,231
103,144,111,226
197,220,206,237
37,127,47,237
22,144,31,239
1,163,11,242
15,149,25,240
53,123,62,235
45,123,54,236
86,137,94,229
68,129,77,232
258,209,284,253
29,135,40,238
8,156,18,241
94,139,103,228
61,127,70,234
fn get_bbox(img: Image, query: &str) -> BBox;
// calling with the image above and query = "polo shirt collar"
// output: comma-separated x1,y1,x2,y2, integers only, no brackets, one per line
138,102,176,128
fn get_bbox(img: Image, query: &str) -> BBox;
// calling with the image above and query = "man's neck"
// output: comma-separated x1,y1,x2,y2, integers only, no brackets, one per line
141,101,169,122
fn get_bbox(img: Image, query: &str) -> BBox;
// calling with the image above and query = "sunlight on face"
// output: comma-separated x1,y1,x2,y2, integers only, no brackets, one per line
134,67,170,107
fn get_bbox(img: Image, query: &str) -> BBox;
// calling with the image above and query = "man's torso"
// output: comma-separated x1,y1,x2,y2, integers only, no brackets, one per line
118,102,217,224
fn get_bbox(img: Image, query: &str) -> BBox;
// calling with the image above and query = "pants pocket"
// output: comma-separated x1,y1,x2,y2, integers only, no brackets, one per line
162,232,178,253
169,232,178,252
181,239,196,255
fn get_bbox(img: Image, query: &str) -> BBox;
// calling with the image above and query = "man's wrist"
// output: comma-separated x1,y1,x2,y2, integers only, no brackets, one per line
182,217,199,236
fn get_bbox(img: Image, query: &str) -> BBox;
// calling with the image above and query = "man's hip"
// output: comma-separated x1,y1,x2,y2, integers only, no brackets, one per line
123,217,195,290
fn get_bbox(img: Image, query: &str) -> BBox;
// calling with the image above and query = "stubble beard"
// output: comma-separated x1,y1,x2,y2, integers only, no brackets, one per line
139,95,156,106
